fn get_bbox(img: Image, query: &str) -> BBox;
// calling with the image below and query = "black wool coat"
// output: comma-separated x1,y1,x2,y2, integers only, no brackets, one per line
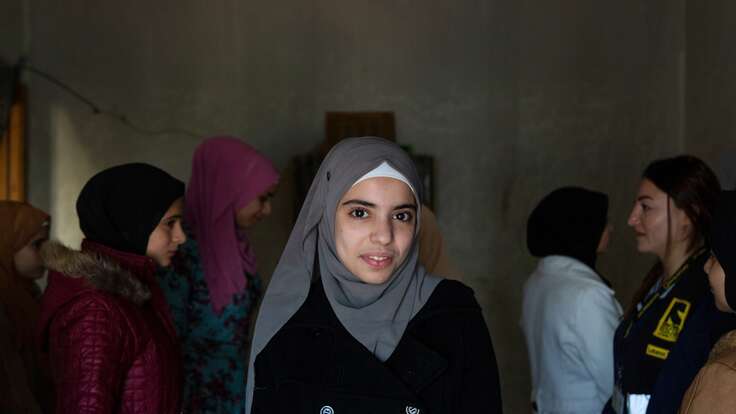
252,279,503,414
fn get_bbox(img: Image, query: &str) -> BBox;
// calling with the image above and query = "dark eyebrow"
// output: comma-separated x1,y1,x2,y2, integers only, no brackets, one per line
162,214,183,222
341,200,417,211
341,199,376,208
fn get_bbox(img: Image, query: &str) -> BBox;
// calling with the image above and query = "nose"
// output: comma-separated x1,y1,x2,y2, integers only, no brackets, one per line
172,221,187,245
370,217,393,246
261,200,272,217
627,205,639,227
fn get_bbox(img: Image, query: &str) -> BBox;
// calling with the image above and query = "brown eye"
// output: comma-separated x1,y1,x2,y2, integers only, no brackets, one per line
393,211,413,222
350,208,368,219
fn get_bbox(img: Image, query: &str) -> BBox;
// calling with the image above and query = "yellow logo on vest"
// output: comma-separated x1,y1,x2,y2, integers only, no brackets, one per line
653,298,691,342
646,344,670,360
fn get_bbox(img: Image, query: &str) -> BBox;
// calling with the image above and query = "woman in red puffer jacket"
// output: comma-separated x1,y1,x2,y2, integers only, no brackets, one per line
38,163,186,414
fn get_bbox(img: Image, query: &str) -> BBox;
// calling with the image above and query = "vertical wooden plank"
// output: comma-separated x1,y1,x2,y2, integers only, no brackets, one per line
8,85,25,201
0,126,8,200
325,112,396,150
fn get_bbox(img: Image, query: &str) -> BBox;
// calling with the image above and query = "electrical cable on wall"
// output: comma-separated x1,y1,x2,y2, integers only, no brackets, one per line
18,59,204,139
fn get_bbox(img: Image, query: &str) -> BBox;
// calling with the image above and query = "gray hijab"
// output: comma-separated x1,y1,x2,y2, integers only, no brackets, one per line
245,137,442,412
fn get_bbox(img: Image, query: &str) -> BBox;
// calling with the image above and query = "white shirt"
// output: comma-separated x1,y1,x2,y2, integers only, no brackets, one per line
521,255,623,414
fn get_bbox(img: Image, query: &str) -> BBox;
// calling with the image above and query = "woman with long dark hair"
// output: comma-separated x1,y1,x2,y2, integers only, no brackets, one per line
606,155,736,414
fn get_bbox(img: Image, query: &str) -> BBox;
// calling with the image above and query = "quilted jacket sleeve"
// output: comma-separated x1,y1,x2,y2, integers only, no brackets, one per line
49,294,129,414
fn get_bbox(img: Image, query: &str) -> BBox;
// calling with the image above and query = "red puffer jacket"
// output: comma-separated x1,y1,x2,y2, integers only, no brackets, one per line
38,240,182,414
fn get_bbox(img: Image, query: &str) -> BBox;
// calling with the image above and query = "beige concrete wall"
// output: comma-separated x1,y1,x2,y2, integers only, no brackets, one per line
0,0,25,63
686,1,736,188
23,1,691,411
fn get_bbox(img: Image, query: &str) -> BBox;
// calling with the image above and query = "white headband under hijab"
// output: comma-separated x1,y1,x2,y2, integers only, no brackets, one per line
352,161,417,197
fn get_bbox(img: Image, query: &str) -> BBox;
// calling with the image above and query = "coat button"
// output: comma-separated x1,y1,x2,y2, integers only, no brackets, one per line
405,406,420,414
320,406,334,414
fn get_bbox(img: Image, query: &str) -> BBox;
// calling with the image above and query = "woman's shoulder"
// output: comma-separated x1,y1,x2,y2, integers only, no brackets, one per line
41,242,152,305
708,330,736,367
680,332,736,414
170,236,202,269
407,280,493,359
39,242,154,335
159,236,204,285
680,250,711,288
413,279,481,321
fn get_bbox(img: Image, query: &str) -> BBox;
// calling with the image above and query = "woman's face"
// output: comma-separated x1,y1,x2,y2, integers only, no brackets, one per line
335,177,417,284
705,254,733,312
235,183,278,229
146,197,187,267
627,179,692,259
13,225,50,279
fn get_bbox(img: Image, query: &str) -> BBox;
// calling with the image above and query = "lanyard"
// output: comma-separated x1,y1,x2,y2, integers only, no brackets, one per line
623,246,707,338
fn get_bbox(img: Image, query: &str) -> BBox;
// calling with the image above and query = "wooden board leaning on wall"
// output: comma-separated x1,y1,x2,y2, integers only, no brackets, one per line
0,84,25,202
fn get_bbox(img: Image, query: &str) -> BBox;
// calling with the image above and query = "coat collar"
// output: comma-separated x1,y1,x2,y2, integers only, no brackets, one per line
386,331,448,395
41,240,153,304
536,255,613,291
38,240,181,356
316,280,447,400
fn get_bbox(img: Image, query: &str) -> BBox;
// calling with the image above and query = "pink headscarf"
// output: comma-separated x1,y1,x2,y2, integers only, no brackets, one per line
186,136,279,313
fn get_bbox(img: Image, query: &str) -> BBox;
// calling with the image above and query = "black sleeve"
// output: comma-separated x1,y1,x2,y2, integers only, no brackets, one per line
457,296,503,413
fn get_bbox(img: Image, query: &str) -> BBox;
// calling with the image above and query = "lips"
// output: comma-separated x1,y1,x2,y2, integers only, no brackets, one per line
360,253,394,270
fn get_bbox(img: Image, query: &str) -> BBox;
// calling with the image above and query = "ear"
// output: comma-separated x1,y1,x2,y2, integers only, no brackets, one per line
676,211,694,242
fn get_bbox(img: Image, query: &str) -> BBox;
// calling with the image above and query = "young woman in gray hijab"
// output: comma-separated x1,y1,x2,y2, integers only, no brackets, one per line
246,137,502,413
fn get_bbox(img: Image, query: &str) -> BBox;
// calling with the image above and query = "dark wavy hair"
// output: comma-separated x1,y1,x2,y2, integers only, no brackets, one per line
624,155,720,319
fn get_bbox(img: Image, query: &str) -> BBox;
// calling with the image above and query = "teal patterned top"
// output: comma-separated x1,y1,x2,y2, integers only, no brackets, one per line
157,237,261,414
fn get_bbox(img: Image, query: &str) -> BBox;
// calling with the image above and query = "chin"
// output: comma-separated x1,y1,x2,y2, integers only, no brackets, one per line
356,270,394,284
634,242,652,254
237,221,255,230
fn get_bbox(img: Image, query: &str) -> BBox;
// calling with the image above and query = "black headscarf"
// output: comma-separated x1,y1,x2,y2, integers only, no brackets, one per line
527,186,609,270
76,163,185,256
709,190,736,309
